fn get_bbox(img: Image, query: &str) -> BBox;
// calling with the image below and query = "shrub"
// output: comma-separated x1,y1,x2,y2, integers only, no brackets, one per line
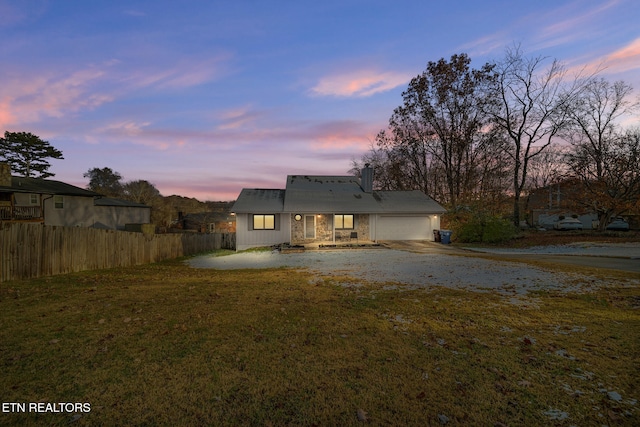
448,209,518,244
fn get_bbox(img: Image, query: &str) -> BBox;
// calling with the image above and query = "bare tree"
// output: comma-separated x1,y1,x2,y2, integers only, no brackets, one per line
562,78,639,229
566,127,640,229
526,142,569,190
564,78,638,178
488,46,580,226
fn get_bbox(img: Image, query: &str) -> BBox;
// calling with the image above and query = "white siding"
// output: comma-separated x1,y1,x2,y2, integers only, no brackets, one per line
236,213,290,251
373,215,437,241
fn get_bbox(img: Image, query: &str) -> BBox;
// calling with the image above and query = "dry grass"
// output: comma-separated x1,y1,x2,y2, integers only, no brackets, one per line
482,229,640,249
1,256,639,426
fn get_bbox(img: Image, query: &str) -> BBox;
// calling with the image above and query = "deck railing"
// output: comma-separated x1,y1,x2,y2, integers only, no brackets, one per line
0,205,43,221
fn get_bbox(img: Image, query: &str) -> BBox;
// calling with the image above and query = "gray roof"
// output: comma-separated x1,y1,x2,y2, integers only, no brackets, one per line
0,176,100,197
286,175,364,192
234,175,446,215
95,197,150,208
232,189,285,213
374,190,447,214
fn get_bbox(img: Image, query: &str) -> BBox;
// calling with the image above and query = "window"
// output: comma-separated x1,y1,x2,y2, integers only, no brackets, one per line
253,214,275,230
30,194,39,205
335,214,354,229
54,195,64,209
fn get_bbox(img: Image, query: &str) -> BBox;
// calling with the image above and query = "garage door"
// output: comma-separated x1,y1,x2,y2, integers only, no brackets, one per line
376,215,432,240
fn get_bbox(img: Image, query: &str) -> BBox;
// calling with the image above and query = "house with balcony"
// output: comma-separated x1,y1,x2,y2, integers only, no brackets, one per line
0,163,150,229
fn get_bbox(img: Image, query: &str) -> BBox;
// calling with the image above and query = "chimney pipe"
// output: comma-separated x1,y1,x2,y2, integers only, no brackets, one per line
361,164,373,193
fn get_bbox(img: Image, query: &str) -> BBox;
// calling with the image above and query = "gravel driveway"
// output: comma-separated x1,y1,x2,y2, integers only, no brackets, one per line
187,244,637,296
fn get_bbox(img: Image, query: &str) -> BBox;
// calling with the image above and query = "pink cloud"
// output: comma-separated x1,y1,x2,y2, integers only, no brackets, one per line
307,120,375,149
311,69,410,97
604,38,640,73
215,106,265,131
120,55,231,90
0,66,113,128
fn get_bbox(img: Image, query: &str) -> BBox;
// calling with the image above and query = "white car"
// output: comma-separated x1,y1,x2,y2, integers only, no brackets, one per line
554,218,583,231
606,217,630,231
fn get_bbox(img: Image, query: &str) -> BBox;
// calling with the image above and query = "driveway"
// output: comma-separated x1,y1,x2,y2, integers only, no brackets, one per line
187,241,639,296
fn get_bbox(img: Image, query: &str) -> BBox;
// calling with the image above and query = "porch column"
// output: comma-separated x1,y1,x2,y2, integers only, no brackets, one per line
332,213,336,243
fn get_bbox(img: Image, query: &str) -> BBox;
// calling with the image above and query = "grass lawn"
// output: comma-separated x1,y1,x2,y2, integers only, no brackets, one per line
1,254,639,426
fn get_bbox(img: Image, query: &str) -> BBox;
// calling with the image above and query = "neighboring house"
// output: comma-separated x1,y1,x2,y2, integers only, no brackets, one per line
525,179,638,229
176,212,236,233
0,163,150,230
93,197,151,230
232,166,446,250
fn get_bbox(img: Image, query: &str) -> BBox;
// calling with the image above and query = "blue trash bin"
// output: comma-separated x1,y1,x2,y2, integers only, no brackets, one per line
440,230,452,244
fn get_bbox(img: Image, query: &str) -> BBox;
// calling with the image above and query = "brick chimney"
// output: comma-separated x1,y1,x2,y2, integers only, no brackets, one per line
0,162,11,187
361,163,373,193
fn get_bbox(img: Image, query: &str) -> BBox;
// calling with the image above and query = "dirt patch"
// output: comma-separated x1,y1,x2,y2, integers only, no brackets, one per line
188,248,633,296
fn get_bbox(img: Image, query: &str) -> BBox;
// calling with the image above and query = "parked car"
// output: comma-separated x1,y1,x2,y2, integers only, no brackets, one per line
554,217,583,231
606,217,630,231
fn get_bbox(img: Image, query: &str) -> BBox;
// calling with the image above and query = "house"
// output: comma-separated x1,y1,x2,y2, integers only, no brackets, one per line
525,179,639,230
232,166,446,251
0,163,150,230
93,197,151,230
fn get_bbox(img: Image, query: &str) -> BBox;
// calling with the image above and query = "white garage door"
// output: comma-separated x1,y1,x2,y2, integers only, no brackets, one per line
376,215,432,240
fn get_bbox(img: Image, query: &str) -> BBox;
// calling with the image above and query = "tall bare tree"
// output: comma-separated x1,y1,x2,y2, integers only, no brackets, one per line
566,128,640,228
487,46,580,226
564,78,638,178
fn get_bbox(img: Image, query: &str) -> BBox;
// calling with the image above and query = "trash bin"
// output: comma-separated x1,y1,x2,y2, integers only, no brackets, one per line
440,230,452,244
433,229,441,242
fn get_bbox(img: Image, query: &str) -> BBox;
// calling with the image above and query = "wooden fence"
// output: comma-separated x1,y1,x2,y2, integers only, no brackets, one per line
0,223,235,282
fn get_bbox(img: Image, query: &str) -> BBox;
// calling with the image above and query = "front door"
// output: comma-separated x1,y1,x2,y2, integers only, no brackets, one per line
304,215,315,239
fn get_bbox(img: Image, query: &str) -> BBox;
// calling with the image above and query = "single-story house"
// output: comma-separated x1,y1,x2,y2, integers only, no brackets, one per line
93,197,151,230
0,163,150,230
232,166,446,251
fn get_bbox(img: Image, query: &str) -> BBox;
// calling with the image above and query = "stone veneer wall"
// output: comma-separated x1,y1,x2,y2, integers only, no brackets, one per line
291,213,370,244
0,163,11,187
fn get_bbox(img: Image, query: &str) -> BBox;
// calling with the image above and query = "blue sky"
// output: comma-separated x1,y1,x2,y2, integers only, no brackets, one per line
1,0,639,200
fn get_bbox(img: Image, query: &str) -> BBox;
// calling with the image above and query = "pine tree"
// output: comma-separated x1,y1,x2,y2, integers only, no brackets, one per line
0,131,64,178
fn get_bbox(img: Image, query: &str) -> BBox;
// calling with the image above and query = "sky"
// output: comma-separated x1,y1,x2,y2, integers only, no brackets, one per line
1,0,639,201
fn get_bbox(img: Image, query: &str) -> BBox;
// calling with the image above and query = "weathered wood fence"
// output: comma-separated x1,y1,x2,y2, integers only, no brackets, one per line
0,223,235,282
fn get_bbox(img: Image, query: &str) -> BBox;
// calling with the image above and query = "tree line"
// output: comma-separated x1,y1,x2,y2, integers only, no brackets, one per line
83,166,225,228
351,46,640,230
